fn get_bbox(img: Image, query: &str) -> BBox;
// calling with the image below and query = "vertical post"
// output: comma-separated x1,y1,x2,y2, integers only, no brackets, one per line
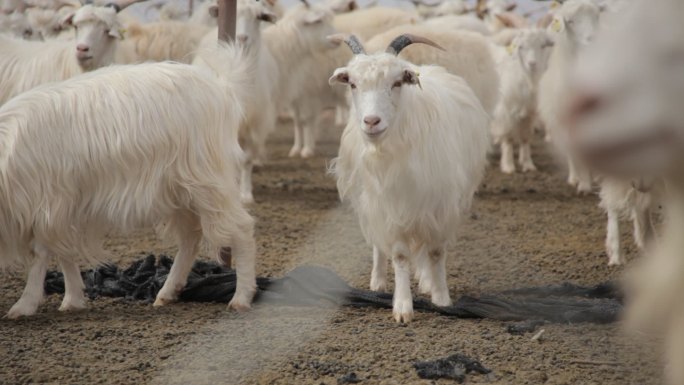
217,0,237,268
188,0,194,16
476,0,487,19
217,0,237,43
218,0,237,267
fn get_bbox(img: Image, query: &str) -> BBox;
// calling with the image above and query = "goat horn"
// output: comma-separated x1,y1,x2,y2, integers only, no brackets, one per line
300,0,310,8
386,34,444,56
106,0,147,13
328,33,366,55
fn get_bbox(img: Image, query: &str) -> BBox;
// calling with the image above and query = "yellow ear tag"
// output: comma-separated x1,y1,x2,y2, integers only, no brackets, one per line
119,28,126,40
550,1,561,10
506,43,516,55
551,18,562,33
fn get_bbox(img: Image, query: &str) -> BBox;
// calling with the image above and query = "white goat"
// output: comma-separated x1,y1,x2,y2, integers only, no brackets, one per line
1,42,257,319
330,34,490,323
261,1,340,159
0,1,141,106
566,0,684,381
365,25,500,116
538,0,601,193
491,29,554,174
195,0,278,203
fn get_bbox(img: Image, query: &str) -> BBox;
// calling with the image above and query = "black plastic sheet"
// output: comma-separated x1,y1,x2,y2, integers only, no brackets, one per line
44,254,623,324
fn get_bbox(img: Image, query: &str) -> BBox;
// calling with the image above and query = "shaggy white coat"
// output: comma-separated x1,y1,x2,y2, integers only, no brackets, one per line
332,54,489,323
0,43,257,319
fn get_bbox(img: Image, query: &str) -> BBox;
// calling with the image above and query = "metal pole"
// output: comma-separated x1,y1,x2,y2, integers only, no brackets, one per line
217,0,237,268
217,0,237,43
188,0,194,16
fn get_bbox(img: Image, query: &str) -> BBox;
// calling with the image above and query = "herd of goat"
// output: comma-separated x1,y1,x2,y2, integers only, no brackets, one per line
0,0,683,382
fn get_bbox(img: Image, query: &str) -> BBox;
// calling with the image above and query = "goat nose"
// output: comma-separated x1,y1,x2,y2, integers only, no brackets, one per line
363,115,381,127
566,92,602,127
76,44,89,52
237,35,248,43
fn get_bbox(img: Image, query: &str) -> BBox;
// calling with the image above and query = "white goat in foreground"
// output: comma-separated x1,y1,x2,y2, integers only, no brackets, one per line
331,34,490,323
566,0,684,381
538,0,601,193
491,29,554,174
1,43,257,319
0,0,142,106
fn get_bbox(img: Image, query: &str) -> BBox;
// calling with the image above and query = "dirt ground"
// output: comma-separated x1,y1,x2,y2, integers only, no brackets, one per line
0,117,663,385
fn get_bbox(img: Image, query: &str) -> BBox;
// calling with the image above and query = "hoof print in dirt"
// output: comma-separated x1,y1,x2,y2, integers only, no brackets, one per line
506,320,546,335
413,353,491,383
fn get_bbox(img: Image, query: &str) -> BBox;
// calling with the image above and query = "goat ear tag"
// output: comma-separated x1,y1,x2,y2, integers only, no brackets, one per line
550,1,561,10
506,43,516,55
551,18,562,33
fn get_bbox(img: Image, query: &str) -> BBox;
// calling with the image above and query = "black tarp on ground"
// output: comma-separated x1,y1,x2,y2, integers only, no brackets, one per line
44,254,623,324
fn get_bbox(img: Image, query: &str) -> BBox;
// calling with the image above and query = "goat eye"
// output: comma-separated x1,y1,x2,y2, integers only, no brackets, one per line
392,81,402,89
350,83,356,89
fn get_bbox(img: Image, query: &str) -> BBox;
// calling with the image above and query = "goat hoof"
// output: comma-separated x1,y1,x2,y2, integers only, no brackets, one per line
228,298,252,313
370,279,386,292
431,293,452,307
393,299,414,323
59,297,87,312
153,294,177,307
300,148,315,159
521,164,537,173
6,302,38,319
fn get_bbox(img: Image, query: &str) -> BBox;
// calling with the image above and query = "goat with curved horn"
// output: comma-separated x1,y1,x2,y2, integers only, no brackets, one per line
328,33,366,55
386,34,445,56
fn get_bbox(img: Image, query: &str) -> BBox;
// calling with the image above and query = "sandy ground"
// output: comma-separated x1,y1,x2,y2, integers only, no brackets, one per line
0,118,663,384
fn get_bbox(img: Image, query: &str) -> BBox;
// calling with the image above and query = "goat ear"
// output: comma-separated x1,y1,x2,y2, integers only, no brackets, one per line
495,13,516,28
329,68,350,86
208,5,219,18
258,11,277,23
303,10,325,24
60,12,75,27
403,69,420,88
108,27,123,39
